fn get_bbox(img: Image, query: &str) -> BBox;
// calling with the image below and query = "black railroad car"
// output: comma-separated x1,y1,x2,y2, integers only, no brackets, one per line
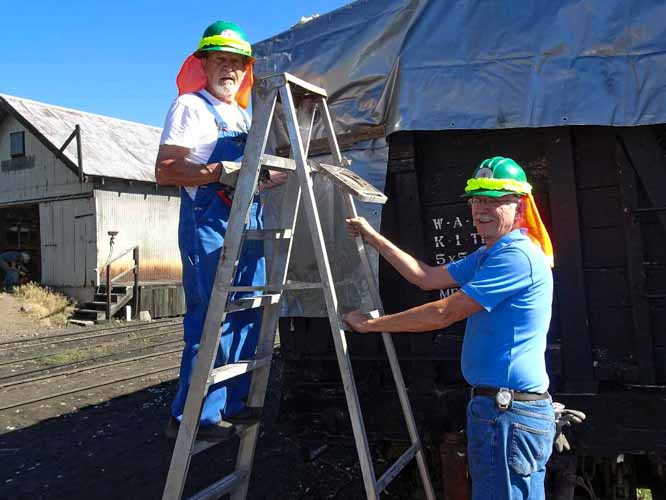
278,124,666,498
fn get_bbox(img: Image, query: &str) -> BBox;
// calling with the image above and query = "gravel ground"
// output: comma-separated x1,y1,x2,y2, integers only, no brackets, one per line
0,317,432,500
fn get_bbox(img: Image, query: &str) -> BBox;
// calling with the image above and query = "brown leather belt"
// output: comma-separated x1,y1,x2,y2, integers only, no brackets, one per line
471,386,550,401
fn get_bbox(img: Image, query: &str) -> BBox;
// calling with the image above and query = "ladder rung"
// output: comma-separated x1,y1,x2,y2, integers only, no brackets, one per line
224,281,325,293
260,154,323,174
260,154,297,172
224,285,268,293
375,443,419,494
187,470,248,500
207,356,272,385
316,163,388,204
244,229,293,240
190,424,252,457
284,280,324,290
227,294,281,312
191,439,218,456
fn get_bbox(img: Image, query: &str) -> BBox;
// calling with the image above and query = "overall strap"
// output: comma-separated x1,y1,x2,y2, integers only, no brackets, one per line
193,91,229,131
239,106,251,133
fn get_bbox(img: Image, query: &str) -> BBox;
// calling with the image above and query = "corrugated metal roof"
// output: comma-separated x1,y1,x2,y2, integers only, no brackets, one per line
0,94,160,182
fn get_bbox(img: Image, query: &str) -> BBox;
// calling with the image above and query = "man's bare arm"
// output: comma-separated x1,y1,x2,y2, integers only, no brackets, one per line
156,145,289,190
155,145,224,186
343,291,483,333
346,217,458,290
259,170,288,191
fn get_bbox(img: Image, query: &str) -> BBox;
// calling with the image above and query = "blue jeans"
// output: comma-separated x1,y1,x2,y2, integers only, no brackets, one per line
467,395,555,500
0,260,19,289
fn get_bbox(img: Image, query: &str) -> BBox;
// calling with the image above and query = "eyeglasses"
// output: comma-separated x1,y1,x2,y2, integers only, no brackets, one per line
467,196,519,207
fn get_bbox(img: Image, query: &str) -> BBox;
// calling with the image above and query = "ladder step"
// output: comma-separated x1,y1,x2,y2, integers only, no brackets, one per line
262,72,327,98
317,163,388,204
375,443,419,494
224,285,269,293
283,72,328,97
284,280,324,290
187,470,248,500
260,154,297,172
223,281,325,293
244,229,293,240
228,294,281,312
191,439,218,456
207,356,272,385
190,424,252,457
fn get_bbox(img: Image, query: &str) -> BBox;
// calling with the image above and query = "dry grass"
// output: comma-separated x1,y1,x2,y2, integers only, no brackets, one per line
14,282,75,327
38,344,112,366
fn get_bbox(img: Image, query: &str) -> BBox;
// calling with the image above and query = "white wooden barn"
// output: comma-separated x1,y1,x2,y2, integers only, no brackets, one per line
0,94,184,316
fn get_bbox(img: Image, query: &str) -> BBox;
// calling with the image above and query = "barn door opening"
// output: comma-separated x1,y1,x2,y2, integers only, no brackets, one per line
0,204,41,283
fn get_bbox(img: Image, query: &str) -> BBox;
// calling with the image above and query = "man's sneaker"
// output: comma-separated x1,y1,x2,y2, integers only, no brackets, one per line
224,407,263,426
164,417,236,442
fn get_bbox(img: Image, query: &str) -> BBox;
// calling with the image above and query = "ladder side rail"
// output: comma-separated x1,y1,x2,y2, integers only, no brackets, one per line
162,89,279,500
280,83,379,499
318,97,436,500
345,193,436,500
231,99,317,500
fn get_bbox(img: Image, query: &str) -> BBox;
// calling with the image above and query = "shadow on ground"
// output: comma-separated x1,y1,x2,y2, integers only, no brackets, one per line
0,351,431,500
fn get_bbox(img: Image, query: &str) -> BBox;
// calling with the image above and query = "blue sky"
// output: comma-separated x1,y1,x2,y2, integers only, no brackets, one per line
0,0,351,126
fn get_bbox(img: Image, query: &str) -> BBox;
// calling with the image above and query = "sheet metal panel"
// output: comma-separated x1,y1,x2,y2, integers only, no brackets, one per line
0,114,91,204
39,197,96,287
94,189,181,283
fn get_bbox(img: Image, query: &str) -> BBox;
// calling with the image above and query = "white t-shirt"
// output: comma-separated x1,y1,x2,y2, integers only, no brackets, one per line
159,89,250,198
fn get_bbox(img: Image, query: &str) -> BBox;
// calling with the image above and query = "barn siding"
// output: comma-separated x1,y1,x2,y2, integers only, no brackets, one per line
39,197,97,290
94,188,181,282
0,114,92,205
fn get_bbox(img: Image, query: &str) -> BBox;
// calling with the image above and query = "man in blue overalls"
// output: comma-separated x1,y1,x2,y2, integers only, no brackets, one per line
156,21,285,441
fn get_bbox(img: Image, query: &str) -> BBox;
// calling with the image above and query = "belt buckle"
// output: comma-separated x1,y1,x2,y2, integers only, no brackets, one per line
496,388,513,410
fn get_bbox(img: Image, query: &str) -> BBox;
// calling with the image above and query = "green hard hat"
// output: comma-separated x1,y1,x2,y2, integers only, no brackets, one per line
196,21,254,61
463,156,531,198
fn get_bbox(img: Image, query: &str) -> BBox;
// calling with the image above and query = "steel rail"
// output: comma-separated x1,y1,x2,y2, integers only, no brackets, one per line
0,360,181,412
0,318,180,349
0,327,183,368
0,338,184,388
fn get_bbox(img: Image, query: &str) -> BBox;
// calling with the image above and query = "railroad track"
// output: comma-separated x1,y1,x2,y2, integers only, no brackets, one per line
0,355,182,412
0,320,184,414
0,317,181,351
0,325,184,368
0,335,184,388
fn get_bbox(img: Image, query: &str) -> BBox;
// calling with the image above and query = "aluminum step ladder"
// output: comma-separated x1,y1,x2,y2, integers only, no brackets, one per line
162,72,436,500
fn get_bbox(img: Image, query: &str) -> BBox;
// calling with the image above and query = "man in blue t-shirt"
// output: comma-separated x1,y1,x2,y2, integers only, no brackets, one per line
344,157,555,500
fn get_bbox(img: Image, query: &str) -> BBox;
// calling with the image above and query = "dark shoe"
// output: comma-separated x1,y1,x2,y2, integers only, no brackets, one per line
164,417,236,442
224,407,263,426
165,416,179,439
197,420,235,442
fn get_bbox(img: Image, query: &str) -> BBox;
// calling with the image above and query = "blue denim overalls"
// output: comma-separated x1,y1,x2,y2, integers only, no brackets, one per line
172,92,265,424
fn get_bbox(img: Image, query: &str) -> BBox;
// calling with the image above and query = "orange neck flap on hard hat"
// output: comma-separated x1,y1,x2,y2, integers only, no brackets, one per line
176,54,254,109
522,193,554,267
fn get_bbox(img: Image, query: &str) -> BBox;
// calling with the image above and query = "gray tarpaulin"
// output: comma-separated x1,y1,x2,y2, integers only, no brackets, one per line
255,0,666,315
